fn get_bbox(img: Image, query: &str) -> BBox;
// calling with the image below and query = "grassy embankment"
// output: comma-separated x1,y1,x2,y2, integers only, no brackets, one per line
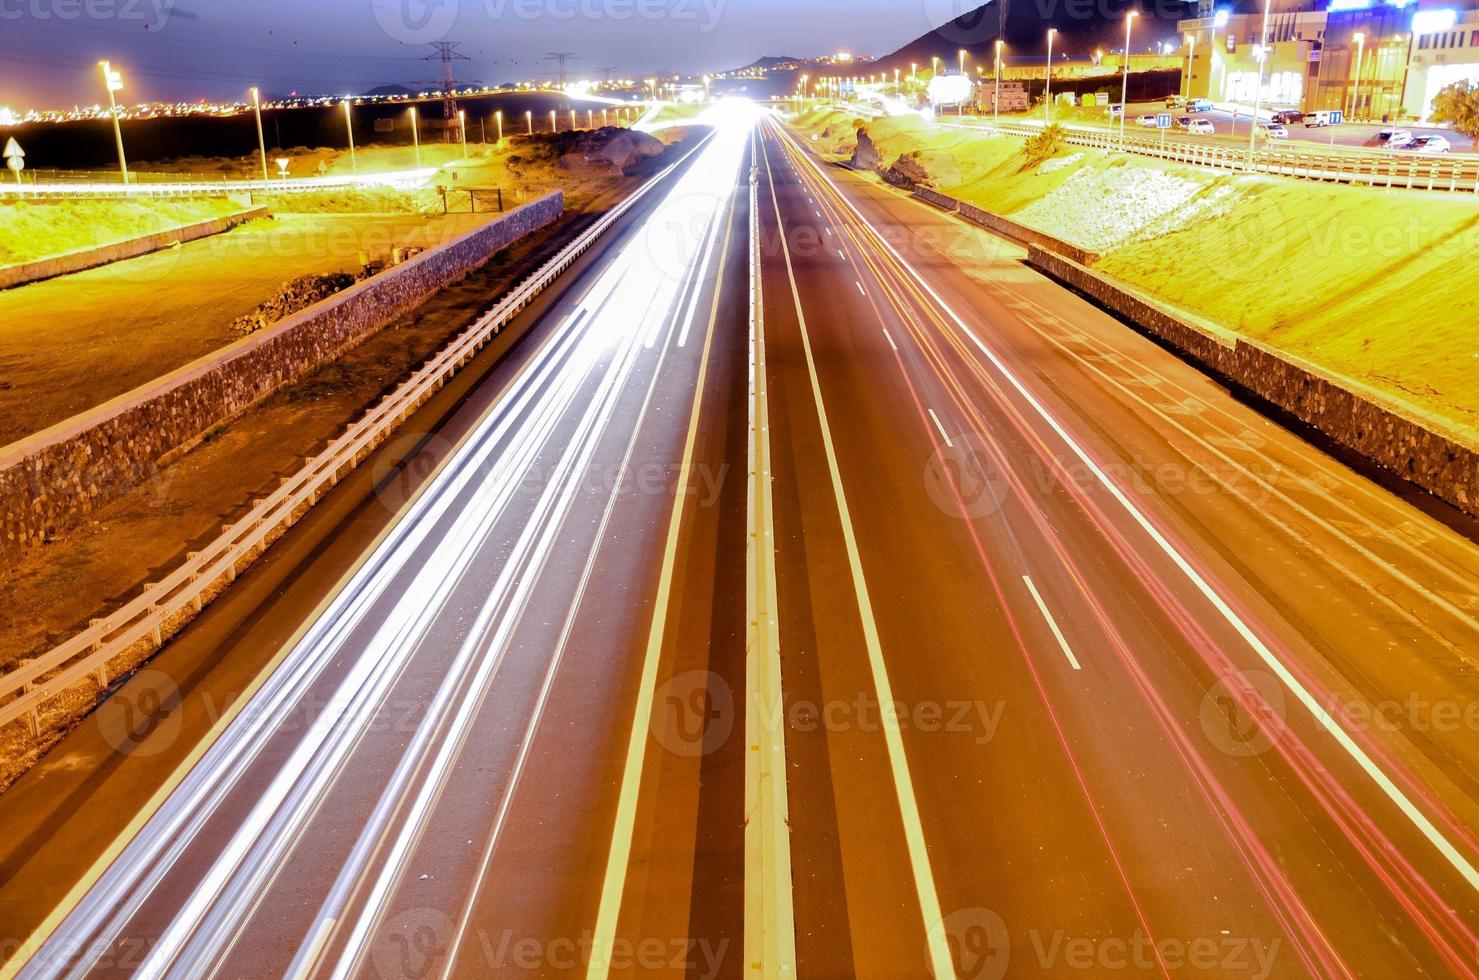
790,107,1479,433
0,197,247,266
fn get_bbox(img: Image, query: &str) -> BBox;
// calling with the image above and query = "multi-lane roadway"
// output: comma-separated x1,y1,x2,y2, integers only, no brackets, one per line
1,106,1478,978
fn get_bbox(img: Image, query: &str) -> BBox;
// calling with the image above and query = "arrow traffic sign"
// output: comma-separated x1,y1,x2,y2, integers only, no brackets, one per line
1156,113,1173,129
2,137,22,160
1328,109,1344,126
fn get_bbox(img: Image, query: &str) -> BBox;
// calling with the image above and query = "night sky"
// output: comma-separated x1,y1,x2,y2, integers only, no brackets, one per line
0,0,974,110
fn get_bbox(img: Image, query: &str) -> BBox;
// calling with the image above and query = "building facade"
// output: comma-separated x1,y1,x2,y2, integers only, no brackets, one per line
1179,0,1479,121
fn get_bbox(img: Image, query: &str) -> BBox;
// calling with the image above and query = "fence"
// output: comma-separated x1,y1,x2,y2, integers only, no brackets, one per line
947,119,1479,193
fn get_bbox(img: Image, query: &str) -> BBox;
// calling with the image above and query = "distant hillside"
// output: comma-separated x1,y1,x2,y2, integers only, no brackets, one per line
740,55,806,71
874,0,1190,73
364,84,417,98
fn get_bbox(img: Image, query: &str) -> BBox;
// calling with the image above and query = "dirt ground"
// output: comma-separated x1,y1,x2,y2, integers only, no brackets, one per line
0,211,492,446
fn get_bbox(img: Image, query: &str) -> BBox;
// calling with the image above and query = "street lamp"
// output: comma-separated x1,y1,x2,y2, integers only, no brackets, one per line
1183,32,1197,99
1044,28,1057,123
1350,31,1366,120
1119,12,1138,148
994,39,1004,129
550,109,557,132
408,105,421,169
459,108,468,157
342,99,357,171
959,47,967,75
248,85,268,182
97,61,131,187
911,62,918,85
526,109,533,135
495,108,504,143
1245,0,1272,163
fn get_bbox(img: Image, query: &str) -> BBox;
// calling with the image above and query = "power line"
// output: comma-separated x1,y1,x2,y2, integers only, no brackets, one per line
543,51,578,87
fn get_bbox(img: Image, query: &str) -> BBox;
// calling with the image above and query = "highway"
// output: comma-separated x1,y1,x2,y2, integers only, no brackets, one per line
1,106,1478,978
752,116,1479,976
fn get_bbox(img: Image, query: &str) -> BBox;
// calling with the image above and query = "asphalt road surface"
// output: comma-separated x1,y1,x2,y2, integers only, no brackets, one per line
2,107,1478,979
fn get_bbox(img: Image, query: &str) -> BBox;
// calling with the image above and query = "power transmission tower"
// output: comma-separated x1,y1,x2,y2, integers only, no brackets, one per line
544,51,579,87
598,66,620,83
425,41,472,141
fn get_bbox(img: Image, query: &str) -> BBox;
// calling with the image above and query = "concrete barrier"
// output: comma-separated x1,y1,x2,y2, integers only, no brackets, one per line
0,191,563,557
909,187,1099,265
0,206,268,290
1028,245,1479,515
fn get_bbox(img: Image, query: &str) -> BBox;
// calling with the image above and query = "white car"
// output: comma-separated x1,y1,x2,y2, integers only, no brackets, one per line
1258,122,1289,139
1367,128,1415,149
1407,135,1451,153
1136,113,1160,127
1186,119,1215,135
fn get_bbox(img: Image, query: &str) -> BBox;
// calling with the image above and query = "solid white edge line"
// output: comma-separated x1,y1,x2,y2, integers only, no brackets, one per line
1021,576,1082,671
777,121,1479,897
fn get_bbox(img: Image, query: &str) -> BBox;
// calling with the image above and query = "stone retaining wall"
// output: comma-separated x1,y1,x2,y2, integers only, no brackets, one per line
0,191,563,557
909,187,1099,265
1028,245,1479,515
0,206,268,290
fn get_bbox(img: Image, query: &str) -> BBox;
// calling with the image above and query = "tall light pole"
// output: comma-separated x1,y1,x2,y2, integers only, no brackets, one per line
409,105,421,169
99,61,130,186
458,108,468,157
911,62,918,86
1245,0,1272,163
1044,28,1057,123
994,39,1004,128
342,99,357,171
1183,32,1196,99
247,84,268,183
1350,31,1366,120
526,109,533,135
550,109,557,132
495,108,504,143
1119,12,1138,148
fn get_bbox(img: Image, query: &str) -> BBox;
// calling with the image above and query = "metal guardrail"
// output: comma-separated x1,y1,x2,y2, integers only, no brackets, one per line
954,119,1479,192
0,139,704,737
0,169,441,199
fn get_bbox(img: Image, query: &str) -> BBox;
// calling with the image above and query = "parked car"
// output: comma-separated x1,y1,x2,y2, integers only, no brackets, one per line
1271,109,1304,124
1304,110,1333,127
1186,119,1215,135
1188,98,1214,112
1136,113,1160,127
1258,122,1289,139
1165,95,1188,109
1406,135,1451,153
1175,115,1194,129
1366,128,1414,148
1108,103,1125,117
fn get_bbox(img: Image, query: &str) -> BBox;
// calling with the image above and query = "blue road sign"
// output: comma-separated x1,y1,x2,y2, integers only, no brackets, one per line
1156,113,1173,129
1329,109,1344,125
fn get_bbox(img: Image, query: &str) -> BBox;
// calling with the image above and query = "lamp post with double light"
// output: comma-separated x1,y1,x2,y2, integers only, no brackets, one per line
100,61,130,186
1119,12,1138,148
1044,28,1057,122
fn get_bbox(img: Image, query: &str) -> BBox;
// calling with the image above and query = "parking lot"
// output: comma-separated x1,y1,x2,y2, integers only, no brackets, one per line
1112,100,1469,152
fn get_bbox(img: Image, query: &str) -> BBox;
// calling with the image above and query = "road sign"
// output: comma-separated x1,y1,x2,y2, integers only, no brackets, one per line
3,138,21,184
1328,110,1344,126
1156,113,1173,129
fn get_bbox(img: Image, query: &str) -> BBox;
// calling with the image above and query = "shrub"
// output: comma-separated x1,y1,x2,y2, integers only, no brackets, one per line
1021,124,1067,170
